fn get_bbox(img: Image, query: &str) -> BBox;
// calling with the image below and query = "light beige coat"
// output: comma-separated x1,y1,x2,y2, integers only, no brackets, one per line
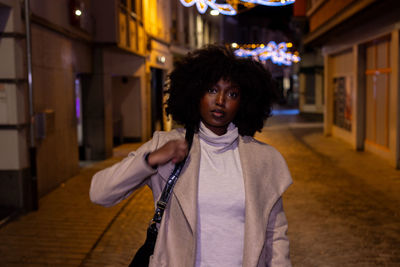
90,129,292,267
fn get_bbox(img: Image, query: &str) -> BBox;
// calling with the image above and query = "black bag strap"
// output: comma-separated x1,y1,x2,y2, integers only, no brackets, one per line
152,128,194,224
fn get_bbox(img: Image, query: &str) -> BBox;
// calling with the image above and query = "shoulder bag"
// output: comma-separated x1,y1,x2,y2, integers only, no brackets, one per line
129,128,194,267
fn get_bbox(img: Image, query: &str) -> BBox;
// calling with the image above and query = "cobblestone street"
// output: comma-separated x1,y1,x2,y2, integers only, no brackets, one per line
0,114,399,266
261,116,400,266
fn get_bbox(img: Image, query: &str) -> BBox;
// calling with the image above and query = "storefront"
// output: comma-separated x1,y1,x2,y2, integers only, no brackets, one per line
323,29,399,168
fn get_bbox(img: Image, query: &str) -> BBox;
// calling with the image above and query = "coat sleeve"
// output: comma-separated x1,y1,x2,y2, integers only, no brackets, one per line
89,132,161,207
265,197,291,267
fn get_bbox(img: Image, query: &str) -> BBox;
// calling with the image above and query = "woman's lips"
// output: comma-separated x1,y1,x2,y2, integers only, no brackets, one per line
211,109,225,118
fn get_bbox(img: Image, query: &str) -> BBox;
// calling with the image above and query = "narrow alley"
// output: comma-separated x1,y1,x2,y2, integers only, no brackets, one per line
2,1,400,266
0,113,399,266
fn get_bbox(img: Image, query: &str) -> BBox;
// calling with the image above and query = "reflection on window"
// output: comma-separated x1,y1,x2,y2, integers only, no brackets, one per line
333,77,352,131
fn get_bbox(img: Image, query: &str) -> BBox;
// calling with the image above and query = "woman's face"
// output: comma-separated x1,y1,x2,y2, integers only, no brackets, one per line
200,78,241,136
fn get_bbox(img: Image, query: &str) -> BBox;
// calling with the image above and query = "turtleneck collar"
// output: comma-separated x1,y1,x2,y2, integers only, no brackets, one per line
198,121,239,151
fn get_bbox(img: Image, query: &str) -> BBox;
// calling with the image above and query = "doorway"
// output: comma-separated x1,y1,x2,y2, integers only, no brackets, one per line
364,36,391,149
111,75,142,146
74,74,91,163
150,68,165,133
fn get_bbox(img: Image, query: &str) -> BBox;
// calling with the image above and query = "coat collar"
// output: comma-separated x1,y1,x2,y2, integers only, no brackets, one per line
171,134,284,267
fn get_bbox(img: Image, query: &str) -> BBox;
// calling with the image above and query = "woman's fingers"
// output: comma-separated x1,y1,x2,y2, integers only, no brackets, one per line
171,141,188,163
147,139,188,167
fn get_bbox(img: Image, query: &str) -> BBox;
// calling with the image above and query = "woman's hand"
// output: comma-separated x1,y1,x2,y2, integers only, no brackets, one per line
147,139,188,167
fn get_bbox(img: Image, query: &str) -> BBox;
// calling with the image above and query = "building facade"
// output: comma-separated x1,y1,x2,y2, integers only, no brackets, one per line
293,0,324,114
0,0,222,212
301,0,400,168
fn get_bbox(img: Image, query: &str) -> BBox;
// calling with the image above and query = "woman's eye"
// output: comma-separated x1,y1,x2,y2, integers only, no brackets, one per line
208,88,217,94
228,91,239,98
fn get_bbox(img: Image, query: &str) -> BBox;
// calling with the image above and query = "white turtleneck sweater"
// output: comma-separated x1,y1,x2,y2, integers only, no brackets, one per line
195,122,245,267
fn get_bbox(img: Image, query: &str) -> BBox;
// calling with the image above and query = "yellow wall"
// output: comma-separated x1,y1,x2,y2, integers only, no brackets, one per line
143,0,171,43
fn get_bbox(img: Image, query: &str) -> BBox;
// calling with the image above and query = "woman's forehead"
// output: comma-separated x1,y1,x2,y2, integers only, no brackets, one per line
215,78,240,89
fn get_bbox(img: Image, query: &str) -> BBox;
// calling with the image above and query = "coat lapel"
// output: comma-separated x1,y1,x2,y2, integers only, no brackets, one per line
172,133,201,234
166,133,282,266
239,136,280,267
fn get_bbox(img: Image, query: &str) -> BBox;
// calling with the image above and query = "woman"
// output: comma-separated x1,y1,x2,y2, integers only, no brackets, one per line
90,45,292,267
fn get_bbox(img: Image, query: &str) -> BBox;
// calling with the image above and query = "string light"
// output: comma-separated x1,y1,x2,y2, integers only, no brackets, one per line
180,0,237,15
240,0,295,6
179,0,295,16
233,42,301,66
210,9,220,15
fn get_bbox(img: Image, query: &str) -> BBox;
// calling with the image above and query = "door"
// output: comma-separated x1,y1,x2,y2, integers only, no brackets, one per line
364,36,391,149
150,68,165,133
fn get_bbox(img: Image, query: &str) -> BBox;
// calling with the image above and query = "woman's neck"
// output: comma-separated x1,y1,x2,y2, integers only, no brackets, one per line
201,121,228,136
198,121,238,150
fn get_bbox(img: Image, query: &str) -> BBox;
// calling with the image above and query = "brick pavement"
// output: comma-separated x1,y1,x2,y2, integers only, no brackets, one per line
0,117,399,266
0,144,144,266
258,119,400,266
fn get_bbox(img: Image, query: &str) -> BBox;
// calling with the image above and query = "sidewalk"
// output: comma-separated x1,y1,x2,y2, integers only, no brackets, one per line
263,118,400,210
0,114,399,266
0,143,144,266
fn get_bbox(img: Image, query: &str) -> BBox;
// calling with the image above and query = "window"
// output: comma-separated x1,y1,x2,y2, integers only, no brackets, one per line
333,76,352,131
130,0,136,13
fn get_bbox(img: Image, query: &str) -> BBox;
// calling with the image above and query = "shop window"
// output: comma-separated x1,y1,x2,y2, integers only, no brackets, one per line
333,76,352,131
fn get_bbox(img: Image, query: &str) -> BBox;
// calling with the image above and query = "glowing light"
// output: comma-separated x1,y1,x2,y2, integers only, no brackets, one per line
210,9,219,15
231,43,238,48
180,0,237,16
241,0,295,6
157,56,166,64
233,42,301,66
271,109,299,115
180,0,295,16
75,9,82,16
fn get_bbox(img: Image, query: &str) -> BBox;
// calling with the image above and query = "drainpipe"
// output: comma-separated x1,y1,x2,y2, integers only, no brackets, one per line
24,0,38,211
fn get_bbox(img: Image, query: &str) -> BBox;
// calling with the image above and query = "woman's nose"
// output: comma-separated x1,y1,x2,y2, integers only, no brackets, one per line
216,92,225,106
